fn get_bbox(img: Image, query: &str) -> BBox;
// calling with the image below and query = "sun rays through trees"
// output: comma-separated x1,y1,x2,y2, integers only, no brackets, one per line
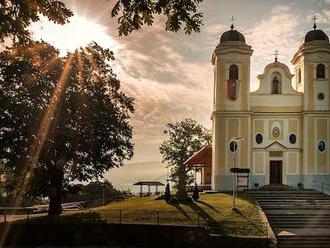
0,41,135,220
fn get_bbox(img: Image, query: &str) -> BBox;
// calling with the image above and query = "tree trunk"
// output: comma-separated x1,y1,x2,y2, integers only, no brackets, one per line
48,161,64,216
48,181,62,216
176,165,189,202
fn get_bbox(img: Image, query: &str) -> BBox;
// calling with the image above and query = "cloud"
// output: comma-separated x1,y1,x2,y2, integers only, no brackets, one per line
27,0,324,188
112,23,213,149
243,5,300,90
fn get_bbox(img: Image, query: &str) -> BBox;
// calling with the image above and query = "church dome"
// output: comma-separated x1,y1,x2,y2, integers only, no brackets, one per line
304,22,329,43
220,25,246,43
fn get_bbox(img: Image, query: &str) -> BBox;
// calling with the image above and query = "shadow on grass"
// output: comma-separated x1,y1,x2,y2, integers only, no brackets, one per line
186,201,227,235
168,202,192,220
233,208,267,236
196,200,220,213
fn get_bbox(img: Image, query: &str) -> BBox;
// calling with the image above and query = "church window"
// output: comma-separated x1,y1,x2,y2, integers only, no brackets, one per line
229,140,238,152
318,92,325,100
271,76,281,94
255,133,263,144
229,65,239,80
316,64,325,79
318,140,326,152
289,134,297,144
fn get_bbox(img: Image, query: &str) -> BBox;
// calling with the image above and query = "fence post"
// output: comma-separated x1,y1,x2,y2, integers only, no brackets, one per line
234,221,237,238
27,211,30,220
119,210,122,224
156,209,159,225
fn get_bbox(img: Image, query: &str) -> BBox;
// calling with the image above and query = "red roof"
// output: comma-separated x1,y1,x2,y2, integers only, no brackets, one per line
184,145,212,166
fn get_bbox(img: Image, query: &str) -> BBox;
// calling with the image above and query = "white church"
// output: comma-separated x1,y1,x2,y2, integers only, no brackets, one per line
185,22,330,191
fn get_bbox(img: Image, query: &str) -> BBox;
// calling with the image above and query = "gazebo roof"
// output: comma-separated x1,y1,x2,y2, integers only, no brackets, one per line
184,145,212,167
133,181,165,186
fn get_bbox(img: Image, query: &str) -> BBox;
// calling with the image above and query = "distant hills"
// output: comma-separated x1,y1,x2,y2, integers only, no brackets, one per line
105,160,167,193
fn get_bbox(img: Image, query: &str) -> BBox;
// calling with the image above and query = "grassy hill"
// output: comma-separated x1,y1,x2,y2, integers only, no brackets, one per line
91,193,267,237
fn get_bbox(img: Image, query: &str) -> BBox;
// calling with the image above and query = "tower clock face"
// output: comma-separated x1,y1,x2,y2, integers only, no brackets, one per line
272,127,280,138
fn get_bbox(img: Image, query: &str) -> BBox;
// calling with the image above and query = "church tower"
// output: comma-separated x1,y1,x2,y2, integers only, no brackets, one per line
292,20,330,187
211,24,253,191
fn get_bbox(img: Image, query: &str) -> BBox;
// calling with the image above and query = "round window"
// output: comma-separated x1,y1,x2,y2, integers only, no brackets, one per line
229,141,238,152
289,134,297,144
272,127,281,138
255,133,263,144
318,93,325,100
318,140,326,152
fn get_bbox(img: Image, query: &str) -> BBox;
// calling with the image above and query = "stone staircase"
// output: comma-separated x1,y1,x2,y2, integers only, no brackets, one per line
249,187,330,248
277,235,330,248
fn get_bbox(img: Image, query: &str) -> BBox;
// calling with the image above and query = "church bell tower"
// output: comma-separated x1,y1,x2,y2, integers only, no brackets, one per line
291,19,330,187
211,23,253,191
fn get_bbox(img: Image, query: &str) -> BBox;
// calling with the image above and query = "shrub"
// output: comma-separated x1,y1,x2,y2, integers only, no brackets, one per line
192,183,199,201
164,182,171,203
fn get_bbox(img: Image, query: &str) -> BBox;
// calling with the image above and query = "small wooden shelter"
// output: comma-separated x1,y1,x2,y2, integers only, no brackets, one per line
133,181,165,197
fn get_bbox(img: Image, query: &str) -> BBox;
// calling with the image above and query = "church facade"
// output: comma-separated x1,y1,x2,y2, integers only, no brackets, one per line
211,24,330,191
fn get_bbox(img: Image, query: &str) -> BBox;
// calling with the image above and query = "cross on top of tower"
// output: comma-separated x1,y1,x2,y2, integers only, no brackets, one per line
230,16,236,30
313,14,317,30
273,50,279,62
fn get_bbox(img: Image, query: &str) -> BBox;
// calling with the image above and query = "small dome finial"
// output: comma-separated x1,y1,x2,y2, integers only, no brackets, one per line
313,15,317,30
273,50,279,62
230,16,236,30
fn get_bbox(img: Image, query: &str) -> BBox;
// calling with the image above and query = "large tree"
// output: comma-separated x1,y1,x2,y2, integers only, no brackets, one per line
0,41,134,215
160,119,210,202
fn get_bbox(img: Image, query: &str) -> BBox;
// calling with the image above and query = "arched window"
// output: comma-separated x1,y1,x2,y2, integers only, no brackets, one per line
316,64,325,79
229,65,239,80
298,68,302,83
271,76,281,94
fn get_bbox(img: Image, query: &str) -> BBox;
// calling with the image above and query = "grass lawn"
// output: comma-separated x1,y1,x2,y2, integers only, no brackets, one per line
90,193,267,237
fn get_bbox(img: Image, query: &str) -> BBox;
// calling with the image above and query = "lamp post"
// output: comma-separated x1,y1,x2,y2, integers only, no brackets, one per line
230,137,244,211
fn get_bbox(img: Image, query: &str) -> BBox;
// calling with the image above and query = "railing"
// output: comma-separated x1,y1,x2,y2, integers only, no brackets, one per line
312,180,330,194
0,207,35,223
74,209,268,237
0,208,268,238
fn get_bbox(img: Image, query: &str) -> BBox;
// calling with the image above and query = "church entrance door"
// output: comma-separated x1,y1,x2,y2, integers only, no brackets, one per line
270,160,282,184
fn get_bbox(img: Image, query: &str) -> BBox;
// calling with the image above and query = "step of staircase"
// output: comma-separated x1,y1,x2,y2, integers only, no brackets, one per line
249,188,330,248
277,236,330,248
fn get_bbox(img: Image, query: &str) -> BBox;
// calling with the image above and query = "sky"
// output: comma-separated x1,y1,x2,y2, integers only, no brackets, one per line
28,0,330,191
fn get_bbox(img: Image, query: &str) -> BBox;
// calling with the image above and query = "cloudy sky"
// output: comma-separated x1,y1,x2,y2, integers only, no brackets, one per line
29,0,330,190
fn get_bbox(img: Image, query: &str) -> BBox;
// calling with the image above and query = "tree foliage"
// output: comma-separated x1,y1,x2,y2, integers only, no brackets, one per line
0,41,134,214
159,119,210,201
111,0,204,36
0,0,73,44
0,0,204,44
63,180,124,206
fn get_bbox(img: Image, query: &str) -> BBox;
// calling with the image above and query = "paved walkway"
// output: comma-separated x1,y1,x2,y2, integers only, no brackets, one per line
0,213,48,222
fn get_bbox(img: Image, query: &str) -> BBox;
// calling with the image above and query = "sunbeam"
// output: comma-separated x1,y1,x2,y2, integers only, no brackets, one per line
0,54,74,247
